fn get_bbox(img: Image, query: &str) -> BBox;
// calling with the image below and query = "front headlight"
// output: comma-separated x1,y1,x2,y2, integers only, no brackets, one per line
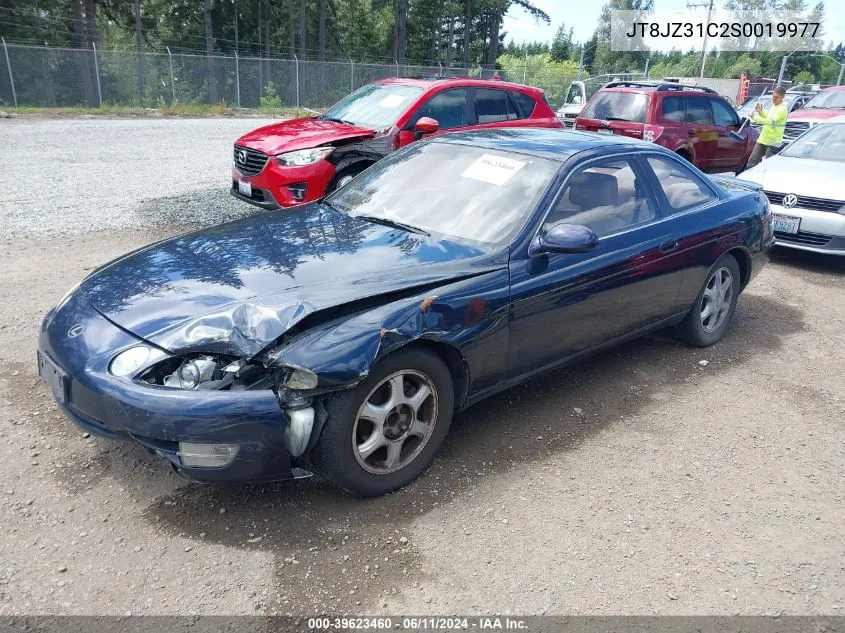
110,346,165,377
276,147,333,166
281,366,319,390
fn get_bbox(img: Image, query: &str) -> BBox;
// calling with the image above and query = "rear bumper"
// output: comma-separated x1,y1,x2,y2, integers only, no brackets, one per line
232,156,337,208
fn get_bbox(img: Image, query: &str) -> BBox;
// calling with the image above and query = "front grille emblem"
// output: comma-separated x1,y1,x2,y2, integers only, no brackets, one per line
782,194,798,208
67,323,85,338
238,149,247,164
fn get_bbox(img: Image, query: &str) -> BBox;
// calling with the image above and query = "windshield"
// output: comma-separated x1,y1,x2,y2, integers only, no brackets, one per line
563,83,585,106
326,141,560,245
780,123,845,163
319,83,424,131
580,92,649,123
803,89,845,110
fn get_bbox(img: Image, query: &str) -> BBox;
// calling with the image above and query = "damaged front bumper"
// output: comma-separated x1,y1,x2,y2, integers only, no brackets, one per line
38,293,302,484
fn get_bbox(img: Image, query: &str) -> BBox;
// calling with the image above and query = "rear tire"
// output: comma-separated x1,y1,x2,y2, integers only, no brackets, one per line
676,253,741,347
312,347,454,497
676,149,693,164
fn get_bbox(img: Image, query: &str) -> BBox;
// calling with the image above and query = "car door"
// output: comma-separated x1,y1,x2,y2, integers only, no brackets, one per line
710,97,748,170
684,95,719,171
397,87,472,146
638,153,725,310
507,155,686,378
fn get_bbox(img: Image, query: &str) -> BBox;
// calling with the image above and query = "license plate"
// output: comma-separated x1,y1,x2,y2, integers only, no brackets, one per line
238,180,252,197
596,128,614,135
37,351,68,404
773,214,800,234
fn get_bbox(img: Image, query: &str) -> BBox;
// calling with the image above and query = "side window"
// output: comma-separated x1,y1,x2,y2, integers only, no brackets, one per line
543,159,657,237
661,96,685,122
685,96,714,125
509,90,537,118
411,88,468,130
646,156,717,211
711,98,739,126
475,88,514,124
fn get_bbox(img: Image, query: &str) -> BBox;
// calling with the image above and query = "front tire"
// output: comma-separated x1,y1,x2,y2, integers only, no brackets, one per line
677,253,741,347
312,348,454,497
326,164,368,194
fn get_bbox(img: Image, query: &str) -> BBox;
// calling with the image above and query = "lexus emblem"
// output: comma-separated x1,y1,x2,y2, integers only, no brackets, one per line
237,150,247,164
67,323,85,339
782,194,798,208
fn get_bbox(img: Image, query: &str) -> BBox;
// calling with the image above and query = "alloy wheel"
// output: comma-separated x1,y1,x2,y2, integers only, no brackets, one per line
352,370,439,475
700,266,734,333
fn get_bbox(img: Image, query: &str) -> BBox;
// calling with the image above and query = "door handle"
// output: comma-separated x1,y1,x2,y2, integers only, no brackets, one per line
659,239,679,253
687,130,695,137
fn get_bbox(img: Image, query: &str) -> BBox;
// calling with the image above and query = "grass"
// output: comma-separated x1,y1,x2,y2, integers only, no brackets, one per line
1,102,314,118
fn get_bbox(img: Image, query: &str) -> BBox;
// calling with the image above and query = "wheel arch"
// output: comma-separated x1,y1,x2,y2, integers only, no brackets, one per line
390,339,471,411
724,246,752,290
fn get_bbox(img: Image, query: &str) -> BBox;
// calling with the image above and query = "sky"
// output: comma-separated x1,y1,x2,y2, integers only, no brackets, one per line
503,0,845,47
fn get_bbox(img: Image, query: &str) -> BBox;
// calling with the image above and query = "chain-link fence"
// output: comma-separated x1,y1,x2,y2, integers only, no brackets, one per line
0,41,587,110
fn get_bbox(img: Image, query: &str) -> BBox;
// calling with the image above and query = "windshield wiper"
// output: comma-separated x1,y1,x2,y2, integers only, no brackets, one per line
320,115,356,125
354,214,430,236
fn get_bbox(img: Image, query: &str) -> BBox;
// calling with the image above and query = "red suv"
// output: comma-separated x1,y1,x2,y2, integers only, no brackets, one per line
575,81,758,173
232,77,561,209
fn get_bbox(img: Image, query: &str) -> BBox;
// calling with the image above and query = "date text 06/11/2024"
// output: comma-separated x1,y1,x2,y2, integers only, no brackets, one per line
306,617,528,630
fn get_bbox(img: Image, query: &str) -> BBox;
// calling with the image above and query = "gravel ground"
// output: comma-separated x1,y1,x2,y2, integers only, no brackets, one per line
0,118,275,240
0,118,843,617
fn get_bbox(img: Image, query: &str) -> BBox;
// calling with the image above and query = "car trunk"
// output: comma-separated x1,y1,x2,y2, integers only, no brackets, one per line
575,90,649,140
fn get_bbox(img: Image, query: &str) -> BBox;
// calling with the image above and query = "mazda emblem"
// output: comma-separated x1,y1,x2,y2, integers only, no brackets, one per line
67,323,85,339
238,150,247,164
782,194,798,208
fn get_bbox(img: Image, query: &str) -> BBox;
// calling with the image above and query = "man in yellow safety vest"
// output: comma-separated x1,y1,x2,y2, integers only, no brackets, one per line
745,85,788,170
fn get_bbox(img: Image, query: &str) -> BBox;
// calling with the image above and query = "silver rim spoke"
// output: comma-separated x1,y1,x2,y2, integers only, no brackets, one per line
384,441,403,468
358,427,387,460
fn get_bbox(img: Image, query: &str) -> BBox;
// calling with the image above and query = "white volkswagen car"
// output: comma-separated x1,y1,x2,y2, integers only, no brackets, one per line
740,122,845,255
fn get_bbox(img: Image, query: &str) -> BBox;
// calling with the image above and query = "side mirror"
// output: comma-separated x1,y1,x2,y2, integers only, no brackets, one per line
413,117,439,140
529,223,599,256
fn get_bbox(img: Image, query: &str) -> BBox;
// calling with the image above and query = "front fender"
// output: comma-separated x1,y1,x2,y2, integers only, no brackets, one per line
265,268,511,396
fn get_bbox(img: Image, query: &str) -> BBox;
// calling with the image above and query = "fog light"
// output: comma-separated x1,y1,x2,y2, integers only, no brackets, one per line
177,443,239,468
288,182,307,201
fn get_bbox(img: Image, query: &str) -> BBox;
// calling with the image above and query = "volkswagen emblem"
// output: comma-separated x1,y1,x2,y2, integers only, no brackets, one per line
782,194,798,208
237,150,247,164
67,323,85,339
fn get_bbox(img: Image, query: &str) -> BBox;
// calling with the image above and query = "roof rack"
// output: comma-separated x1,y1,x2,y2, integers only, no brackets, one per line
604,81,719,95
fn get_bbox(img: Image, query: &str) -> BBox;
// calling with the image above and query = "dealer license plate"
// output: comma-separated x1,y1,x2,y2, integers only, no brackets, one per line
37,351,68,404
773,214,800,234
238,180,252,197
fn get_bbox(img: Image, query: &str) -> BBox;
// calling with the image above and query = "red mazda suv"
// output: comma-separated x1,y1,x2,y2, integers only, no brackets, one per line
231,76,561,209
575,81,758,173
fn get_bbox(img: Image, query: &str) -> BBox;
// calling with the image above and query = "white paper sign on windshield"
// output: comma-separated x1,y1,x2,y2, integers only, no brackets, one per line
378,94,407,108
460,154,527,185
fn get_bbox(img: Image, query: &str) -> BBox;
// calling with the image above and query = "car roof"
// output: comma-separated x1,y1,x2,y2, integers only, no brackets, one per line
597,81,719,96
375,76,538,93
431,128,647,161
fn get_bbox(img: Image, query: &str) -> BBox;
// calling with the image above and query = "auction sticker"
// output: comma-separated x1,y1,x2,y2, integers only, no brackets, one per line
461,154,526,185
378,94,407,108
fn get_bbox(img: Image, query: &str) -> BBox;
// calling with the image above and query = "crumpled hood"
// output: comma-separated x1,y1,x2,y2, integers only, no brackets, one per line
78,204,500,358
235,117,376,155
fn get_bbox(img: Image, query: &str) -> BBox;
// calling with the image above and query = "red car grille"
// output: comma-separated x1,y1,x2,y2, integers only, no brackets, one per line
233,146,269,176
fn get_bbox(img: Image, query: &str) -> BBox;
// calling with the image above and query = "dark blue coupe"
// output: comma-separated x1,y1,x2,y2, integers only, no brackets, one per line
38,130,773,496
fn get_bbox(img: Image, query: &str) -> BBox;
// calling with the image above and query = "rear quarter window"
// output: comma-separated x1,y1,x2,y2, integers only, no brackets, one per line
509,90,537,118
661,96,685,122
580,91,650,123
